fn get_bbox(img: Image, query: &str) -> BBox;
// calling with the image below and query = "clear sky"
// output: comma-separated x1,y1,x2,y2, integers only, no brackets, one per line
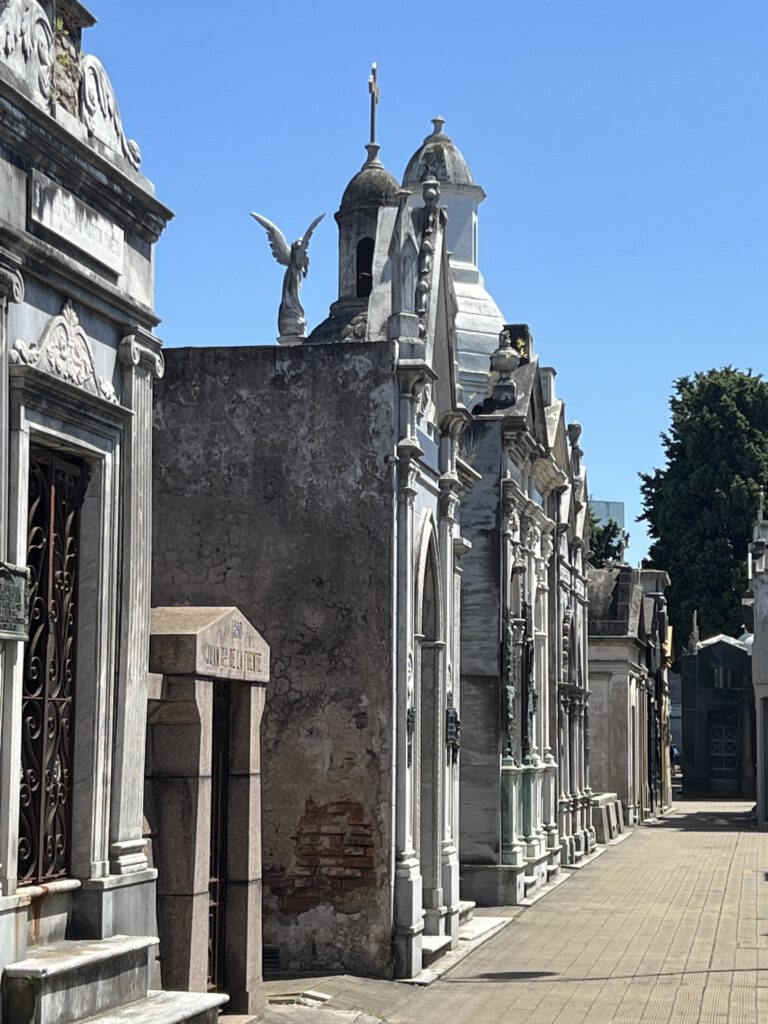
88,1,767,561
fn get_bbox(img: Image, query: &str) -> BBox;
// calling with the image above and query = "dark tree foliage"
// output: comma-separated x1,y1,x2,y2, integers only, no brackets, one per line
639,368,768,656
588,510,624,568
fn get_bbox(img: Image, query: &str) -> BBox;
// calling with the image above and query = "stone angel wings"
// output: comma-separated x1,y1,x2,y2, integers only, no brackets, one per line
250,212,325,341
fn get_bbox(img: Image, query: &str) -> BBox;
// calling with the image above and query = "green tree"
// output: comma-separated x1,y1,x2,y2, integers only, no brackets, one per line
639,368,768,656
588,509,625,568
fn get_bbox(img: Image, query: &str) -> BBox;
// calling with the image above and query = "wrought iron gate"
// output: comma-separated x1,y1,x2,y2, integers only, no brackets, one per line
18,452,86,886
208,681,229,991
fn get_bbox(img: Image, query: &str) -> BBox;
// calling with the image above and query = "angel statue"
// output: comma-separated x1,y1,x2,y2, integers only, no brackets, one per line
251,211,325,341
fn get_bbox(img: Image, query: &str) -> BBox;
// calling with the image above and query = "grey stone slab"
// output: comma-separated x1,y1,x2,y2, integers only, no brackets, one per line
3,935,155,1024
149,607,269,683
72,989,228,1023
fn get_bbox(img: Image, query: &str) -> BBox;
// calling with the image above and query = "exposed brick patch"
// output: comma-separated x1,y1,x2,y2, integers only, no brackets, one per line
266,798,377,915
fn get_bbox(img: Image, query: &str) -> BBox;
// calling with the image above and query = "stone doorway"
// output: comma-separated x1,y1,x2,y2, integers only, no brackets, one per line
708,709,738,797
18,450,87,887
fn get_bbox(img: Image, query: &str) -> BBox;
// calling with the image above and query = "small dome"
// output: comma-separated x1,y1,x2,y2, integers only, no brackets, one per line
340,144,399,213
403,117,474,188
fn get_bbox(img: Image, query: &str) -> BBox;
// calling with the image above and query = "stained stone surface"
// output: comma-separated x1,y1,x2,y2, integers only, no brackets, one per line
152,342,397,978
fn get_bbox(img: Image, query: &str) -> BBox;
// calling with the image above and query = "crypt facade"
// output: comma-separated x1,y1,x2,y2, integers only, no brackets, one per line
152,129,476,979
0,3,226,1022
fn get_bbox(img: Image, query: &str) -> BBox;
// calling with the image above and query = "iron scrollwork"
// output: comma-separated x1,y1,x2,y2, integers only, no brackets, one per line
18,453,87,886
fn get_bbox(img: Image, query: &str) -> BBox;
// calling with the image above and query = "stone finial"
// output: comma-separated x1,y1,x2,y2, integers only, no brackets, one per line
567,421,583,448
363,142,384,168
488,328,519,409
431,116,446,136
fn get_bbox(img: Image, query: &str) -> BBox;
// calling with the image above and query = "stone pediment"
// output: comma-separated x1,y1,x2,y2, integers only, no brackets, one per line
10,301,118,402
149,607,270,683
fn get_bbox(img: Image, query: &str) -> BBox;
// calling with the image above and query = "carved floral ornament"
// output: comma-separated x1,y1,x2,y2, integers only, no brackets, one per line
11,301,118,403
0,2,141,169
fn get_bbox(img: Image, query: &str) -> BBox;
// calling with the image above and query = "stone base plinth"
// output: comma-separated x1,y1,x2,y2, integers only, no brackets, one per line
460,863,526,907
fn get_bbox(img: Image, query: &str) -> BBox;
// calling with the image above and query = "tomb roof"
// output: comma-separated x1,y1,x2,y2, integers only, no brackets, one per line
403,118,478,191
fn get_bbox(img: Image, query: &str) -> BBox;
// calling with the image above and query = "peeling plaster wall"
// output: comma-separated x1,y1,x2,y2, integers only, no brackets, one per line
151,342,397,977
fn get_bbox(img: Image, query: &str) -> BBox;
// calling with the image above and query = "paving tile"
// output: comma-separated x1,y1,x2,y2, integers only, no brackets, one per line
305,802,767,1023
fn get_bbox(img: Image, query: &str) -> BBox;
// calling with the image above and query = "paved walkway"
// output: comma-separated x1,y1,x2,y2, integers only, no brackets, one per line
282,802,768,1024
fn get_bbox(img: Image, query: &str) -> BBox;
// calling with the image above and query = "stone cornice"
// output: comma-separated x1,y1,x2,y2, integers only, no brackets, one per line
0,70,173,243
0,221,160,328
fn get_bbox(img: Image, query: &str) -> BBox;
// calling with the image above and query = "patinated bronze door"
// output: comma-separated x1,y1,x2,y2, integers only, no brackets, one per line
18,452,86,886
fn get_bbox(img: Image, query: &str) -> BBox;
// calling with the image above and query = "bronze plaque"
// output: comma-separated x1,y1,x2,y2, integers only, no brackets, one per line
0,561,30,641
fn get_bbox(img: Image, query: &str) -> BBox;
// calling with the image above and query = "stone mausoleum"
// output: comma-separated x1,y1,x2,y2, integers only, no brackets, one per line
588,566,672,825
153,137,476,978
0,3,225,1021
152,90,601,978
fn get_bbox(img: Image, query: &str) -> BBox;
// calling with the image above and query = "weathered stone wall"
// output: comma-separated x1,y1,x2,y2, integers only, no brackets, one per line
152,342,398,977
457,419,502,864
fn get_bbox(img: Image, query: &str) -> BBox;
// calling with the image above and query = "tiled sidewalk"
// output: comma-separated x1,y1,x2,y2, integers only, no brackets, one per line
302,802,768,1023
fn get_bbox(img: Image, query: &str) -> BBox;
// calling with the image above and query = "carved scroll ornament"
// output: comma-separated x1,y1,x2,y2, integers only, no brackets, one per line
11,301,118,402
0,0,53,108
80,55,141,170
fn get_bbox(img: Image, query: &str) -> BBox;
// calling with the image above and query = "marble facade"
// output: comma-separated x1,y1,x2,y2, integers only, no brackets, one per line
747,512,768,828
0,4,225,1022
588,567,673,824
152,162,474,979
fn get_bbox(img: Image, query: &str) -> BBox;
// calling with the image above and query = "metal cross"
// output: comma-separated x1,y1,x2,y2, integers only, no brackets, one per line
368,62,379,145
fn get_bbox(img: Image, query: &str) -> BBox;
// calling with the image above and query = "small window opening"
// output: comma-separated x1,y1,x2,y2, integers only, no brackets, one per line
356,237,375,298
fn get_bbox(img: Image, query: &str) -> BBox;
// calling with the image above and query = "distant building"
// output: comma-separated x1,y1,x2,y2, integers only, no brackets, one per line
745,512,768,826
588,566,673,823
591,500,625,529
681,636,756,800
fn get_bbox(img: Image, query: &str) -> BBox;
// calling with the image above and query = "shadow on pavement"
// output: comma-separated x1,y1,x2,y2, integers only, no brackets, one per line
443,966,768,985
646,806,754,832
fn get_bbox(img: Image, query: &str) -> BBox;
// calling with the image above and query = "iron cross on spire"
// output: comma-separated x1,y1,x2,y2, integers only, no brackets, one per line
368,62,379,145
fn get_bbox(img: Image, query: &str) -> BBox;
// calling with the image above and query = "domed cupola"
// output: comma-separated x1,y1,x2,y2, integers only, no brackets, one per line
402,118,505,408
335,142,399,303
306,66,399,344
403,117,478,191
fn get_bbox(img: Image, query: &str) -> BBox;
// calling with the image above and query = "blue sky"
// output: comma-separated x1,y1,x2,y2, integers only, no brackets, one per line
88,1,767,561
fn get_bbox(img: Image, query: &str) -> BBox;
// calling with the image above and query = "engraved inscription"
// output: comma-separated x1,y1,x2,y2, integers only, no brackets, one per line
30,171,125,275
0,561,30,641
202,641,263,675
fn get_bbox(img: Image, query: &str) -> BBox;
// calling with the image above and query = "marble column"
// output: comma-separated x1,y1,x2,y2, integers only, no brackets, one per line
0,259,23,899
108,330,165,875
0,258,24,559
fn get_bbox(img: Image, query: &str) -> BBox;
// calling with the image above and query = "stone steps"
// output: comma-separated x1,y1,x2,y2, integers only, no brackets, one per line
420,935,452,969
1,935,227,1024
2,935,155,1024
78,990,228,1024
458,899,475,924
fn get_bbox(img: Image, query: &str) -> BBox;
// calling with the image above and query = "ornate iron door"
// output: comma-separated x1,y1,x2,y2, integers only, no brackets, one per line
18,452,86,886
